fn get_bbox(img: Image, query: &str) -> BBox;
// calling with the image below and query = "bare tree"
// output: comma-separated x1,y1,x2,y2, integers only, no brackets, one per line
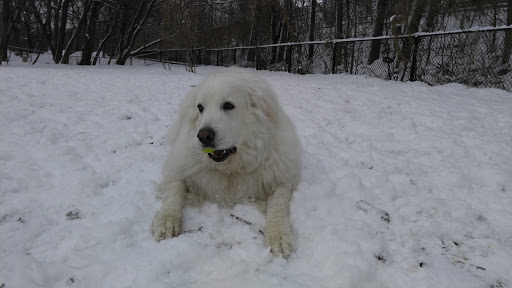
424,0,442,31
20,8,35,51
368,0,387,64
332,0,343,73
115,0,162,65
52,0,62,52
93,1,122,65
308,0,316,61
503,0,512,65
54,0,71,63
79,0,102,65
270,2,282,64
29,0,56,58
399,0,427,80
60,0,92,64
0,0,11,63
247,0,262,63
277,0,290,63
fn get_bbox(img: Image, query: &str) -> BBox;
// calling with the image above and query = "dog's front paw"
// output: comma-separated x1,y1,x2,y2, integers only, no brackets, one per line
265,224,294,258
151,209,182,241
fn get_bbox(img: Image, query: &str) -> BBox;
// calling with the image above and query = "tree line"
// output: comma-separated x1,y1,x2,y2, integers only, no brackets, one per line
0,0,510,66
0,0,163,64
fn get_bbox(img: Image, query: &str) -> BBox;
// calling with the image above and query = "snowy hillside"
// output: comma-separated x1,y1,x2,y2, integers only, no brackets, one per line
1,63,511,288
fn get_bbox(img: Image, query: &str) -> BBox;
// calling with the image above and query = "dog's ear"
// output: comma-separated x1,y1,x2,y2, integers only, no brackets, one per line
166,87,199,145
249,89,279,125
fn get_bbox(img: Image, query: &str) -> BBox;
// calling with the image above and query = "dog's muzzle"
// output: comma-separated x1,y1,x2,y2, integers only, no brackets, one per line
208,147,237,162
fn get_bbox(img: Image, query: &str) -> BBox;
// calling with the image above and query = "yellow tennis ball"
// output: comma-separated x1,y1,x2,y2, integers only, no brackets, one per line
202,148,216,153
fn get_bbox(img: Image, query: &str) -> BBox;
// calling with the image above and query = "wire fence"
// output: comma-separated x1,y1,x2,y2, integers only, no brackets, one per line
136,26,512,92
6,26,511,92
5,46,114,65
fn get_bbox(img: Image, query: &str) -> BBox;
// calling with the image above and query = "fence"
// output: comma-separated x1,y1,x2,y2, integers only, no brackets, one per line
5,46,114,65
6,26,511,92
137,26,512,92
4,46,40,64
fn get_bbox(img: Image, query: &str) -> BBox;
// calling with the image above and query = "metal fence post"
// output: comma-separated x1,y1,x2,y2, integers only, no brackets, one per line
287,45,293,73
332,41,337,74
409,36,420,82
256,47,260,70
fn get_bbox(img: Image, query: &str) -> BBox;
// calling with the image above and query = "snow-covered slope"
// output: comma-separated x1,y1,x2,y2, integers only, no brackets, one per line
1,63,511,288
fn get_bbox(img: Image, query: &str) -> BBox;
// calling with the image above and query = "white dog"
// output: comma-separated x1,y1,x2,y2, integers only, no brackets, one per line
151,68,302,257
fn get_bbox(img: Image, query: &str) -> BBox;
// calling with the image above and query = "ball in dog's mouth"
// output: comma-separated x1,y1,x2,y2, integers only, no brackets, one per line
207,147,237,162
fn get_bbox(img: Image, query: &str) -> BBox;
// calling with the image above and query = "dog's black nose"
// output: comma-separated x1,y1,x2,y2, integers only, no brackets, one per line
197,127,215,145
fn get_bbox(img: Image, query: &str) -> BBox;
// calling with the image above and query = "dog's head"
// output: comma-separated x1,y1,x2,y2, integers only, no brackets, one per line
170,68,280,173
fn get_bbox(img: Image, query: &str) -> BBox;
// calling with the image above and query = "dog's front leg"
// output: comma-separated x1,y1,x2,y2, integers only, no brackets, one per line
152,180,186,241
265,184,294,258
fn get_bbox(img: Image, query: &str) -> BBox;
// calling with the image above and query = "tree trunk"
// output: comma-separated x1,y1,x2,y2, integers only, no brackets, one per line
32,37,44,65
308,0,317,61
22,13,34,51
54,0,71,63
350,1,356,74
60,0,92,64
0,0,10,63
270,5,281,64
398,0,427,77
335,0,343,40
332,0,343,73
30,1,56,58
46,0,53,55
247,0,260,63
344,0,350,72
424,0,442,31
407,0,427,39
277,0,291,63
93,2,122,66
53,0,62,53
108,42,116,65
502,0,512,65
368,0,387,64
79,1,102,65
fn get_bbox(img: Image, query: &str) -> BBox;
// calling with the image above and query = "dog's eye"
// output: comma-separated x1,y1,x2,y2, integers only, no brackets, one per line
197,104,204,113
223,102,235,110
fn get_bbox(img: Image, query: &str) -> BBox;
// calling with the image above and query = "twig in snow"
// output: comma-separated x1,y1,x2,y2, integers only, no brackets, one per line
230,214,264,236
66,209,82,220
183,226,203,234
472,264,486,271
375,253,387,263
356,200,390,223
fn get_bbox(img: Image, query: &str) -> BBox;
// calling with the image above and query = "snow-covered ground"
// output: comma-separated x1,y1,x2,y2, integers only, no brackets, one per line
1,59,512,287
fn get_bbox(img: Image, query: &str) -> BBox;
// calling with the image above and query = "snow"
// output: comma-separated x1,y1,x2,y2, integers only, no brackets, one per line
1,60,512,288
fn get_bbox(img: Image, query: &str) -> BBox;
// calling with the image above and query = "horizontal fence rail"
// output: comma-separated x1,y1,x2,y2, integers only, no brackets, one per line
205,25,512,50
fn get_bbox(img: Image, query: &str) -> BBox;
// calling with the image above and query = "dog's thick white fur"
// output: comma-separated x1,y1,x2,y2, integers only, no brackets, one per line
151,68,302,257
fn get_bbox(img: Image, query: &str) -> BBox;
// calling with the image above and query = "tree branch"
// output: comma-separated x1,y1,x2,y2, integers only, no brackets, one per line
130,38,162,55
